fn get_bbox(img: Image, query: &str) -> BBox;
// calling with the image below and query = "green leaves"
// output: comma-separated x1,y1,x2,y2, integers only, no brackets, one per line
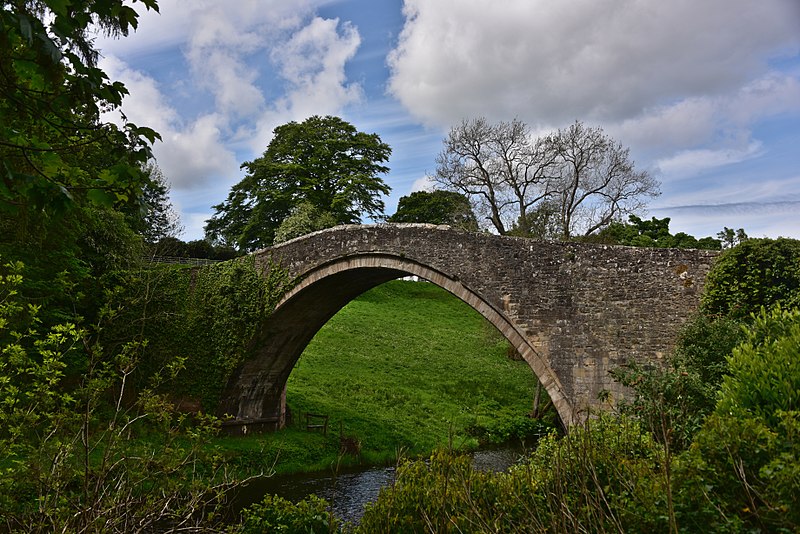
1,0,160,217
702,238,800,319
205,115,392,251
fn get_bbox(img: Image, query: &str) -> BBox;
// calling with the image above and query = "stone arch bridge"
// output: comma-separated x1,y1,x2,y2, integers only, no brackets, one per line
218,224,718,431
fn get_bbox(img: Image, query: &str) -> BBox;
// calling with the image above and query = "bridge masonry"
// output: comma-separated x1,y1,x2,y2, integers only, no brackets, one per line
218,224,718,431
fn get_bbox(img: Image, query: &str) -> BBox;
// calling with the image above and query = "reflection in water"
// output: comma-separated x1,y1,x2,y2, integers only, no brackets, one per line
238,448,525,524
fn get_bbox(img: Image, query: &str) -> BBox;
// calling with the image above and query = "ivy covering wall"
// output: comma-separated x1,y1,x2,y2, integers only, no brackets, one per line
112,256,294,411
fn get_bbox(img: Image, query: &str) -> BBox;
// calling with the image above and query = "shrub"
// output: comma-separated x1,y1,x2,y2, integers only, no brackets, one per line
701,238,800,320
358,416,671,533
716,307,800,427
240,494,339,533
674,307,800,532
612,314,745,451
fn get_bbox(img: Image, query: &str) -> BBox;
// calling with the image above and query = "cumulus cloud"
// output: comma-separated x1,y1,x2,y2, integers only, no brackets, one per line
99,2,366,188
410,176,435,192
251,16,363,152
100,56,240,191
388,0,800,128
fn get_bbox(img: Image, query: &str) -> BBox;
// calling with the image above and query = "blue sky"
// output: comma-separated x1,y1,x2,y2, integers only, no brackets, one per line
97,0,800,241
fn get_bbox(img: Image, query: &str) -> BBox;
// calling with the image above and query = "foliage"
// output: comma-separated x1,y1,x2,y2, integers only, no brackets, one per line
716,306,800,428
674,307,800,532
0,0,160,216
147,236,239,260
108,256,295,410
0,260,240,533
357,416,671,533
127,161,182,244
434,118,659,238
701,237,800,320
0,204,145,335
612,314,745,451
205,115,391,251
716,226,748,249
357,449,515,533
273,201,339,244
591,215,721,250
508,198,562,239
388,190,478,231
676,411,800,533
239,494,339,534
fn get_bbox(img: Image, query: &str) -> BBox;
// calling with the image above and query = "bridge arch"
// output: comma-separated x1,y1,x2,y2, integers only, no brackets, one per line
218,252,574,431
280,254,573,426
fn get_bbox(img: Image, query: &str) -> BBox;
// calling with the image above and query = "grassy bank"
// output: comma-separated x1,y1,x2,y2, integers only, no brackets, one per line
214,280,552,475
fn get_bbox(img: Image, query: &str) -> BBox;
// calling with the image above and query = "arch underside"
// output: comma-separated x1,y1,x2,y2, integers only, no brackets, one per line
219,254,575,429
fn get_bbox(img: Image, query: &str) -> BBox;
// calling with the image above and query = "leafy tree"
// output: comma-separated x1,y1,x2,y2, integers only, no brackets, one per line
591,215,721,250
508,198,562,238
701,237,800,320
388,190,478,230
716,226,748,249
205,115,392,251
273,201,338,244
0,0,161,216
1,0,163,331
128,162,182,244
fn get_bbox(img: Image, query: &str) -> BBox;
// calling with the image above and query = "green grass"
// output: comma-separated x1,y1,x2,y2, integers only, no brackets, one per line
213,280,551,475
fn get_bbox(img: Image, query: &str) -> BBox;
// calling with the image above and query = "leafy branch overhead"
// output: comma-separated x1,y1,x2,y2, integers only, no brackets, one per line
0,0,161,214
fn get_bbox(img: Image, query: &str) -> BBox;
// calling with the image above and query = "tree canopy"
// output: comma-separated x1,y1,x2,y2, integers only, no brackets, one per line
388,190,478,231
1,0,163,328
701,237,800,320
205,115,392,251
592,215,722,250
434,118,659,239
1,0,161,216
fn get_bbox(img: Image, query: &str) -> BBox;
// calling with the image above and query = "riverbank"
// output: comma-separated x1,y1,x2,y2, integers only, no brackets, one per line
213,280,555,478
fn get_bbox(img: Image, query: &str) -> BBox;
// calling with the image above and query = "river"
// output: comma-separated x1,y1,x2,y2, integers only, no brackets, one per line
233,447,526,525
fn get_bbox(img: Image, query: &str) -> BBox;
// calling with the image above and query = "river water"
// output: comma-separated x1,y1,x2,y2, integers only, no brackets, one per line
235,447,525,524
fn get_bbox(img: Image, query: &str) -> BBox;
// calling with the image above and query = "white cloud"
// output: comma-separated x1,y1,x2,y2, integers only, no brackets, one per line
410,176,434,193
99,56,239,191
250,16,363,152
388,0,800,128
153,114,240,191
97,0,318,57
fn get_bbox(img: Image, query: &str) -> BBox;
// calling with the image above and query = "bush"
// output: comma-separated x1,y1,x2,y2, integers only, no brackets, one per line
612,314,746,451
358,416,671,533
0,261,239,532
240,494,339,533
702,238,800,320
674,307,800,532
717,306,800,429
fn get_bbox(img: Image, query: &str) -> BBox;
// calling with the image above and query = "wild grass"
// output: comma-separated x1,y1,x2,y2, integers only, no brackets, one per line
213,279,549,475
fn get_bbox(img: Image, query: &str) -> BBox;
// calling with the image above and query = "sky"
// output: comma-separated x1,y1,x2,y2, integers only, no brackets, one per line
96,0,800,242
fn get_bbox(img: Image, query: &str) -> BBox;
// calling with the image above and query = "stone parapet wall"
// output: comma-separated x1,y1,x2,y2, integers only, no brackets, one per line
220,224,717,429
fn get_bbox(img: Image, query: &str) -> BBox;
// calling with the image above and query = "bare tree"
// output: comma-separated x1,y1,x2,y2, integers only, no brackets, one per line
434,118,555,235
546,121,660,239
434,118,658,239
